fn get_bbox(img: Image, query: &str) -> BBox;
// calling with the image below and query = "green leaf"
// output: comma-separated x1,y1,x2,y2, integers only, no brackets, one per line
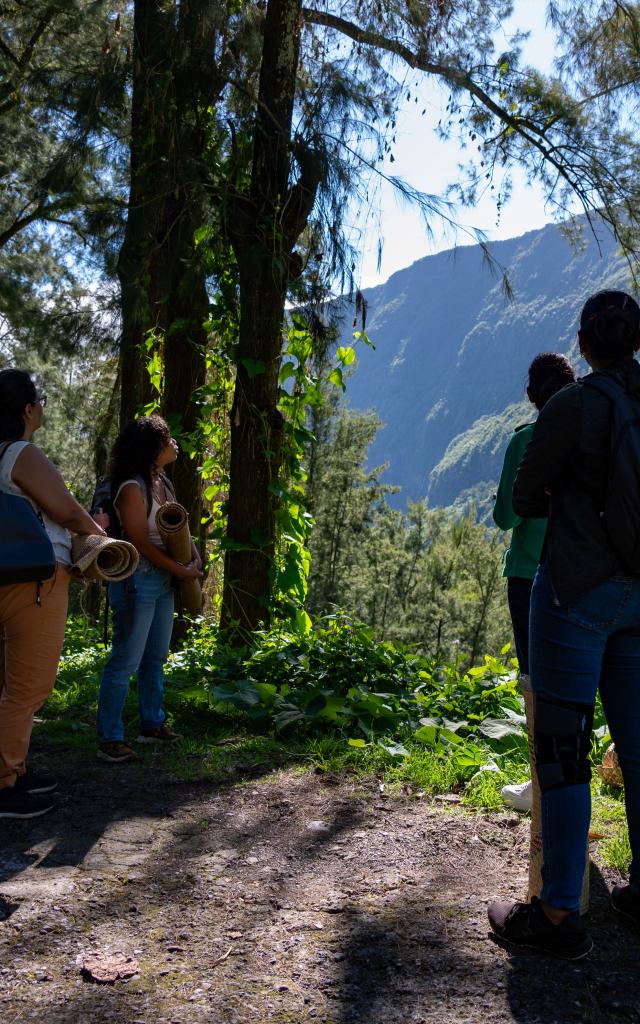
273,701,306,731
378,740,409,758
212,680,261,707
414,724,439,746
293,608,312,634
477,717,524,740
328,367,345,391
279,361,297,383
238,358,266,378
336,345,355,366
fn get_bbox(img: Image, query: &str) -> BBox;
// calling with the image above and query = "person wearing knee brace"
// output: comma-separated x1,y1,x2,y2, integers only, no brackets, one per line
488,290,640,959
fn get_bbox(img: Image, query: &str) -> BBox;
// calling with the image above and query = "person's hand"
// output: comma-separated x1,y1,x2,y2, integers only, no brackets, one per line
93,512,110,531
175,558,204,580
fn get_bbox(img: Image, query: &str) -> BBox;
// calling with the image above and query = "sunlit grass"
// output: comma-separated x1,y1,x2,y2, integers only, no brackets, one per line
39,615,631,876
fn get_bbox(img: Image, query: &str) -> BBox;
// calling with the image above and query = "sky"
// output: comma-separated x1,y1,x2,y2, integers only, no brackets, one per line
353,2,563,289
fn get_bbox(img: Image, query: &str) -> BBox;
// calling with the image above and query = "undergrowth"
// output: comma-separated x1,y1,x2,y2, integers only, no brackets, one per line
42,614,629,874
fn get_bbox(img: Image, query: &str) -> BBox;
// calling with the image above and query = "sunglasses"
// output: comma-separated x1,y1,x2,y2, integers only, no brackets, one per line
35,391,47,408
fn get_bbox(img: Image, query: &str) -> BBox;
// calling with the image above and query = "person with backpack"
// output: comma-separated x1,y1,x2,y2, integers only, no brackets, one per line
488,290,640,959
96,414,202,764
0,369,107,818
494,353,576,812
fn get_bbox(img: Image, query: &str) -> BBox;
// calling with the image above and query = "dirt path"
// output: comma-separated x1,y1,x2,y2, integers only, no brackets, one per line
1,747,639,1024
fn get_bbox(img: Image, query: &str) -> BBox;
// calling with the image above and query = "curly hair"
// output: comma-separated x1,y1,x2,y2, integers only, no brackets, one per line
579,290,640,362
0,368,37,442
108,414,172,495
527,352,576,411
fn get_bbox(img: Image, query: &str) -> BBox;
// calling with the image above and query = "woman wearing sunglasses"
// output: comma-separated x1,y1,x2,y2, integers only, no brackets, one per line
0,368,105,819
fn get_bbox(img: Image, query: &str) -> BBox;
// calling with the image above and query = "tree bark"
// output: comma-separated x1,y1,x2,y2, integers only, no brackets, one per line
221,0,315,635
117,0,224,536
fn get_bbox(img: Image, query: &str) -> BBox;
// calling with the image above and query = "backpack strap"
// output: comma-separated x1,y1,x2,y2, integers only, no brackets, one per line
158,471,175,500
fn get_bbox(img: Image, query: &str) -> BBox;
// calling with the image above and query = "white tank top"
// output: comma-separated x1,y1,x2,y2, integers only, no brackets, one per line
0,441,72,566
114,479,166,549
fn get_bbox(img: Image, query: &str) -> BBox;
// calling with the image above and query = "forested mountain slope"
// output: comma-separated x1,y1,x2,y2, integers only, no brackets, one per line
343,220,628,507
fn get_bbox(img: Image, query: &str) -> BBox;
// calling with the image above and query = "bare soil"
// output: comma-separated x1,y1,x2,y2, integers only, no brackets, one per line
1,743,639,1024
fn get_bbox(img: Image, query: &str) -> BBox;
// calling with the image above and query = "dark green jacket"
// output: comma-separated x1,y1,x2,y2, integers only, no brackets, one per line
493,422,547,580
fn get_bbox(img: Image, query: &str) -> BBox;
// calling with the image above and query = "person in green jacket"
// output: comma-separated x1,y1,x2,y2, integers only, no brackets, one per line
494,352,575,810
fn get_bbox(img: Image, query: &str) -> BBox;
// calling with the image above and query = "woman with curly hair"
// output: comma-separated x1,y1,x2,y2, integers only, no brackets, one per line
96,414,202,763
494,352,576,811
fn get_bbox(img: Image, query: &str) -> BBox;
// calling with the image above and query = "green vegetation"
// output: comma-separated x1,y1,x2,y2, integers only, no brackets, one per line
45,614,630,874
306,407,512,663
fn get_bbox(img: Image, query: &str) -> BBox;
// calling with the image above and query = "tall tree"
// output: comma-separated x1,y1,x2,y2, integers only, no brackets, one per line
0,1,128,357
117,0,242,530
220,0,640,635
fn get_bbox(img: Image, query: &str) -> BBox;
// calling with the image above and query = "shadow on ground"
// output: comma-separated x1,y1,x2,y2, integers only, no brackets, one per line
1,740,639,1024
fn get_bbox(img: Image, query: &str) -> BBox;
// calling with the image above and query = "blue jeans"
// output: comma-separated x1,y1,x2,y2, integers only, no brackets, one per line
530,563,640,910
97,564,174,742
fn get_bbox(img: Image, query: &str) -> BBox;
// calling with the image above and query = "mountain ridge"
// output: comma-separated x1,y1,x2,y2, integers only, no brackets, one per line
342,218,629,506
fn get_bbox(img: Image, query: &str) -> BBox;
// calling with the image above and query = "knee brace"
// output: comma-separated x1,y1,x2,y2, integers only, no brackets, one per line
533,695,594,793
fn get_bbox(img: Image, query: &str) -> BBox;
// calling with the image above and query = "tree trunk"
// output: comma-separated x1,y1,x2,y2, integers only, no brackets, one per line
221,0,318,636
117,0,173,425
117,0,223,539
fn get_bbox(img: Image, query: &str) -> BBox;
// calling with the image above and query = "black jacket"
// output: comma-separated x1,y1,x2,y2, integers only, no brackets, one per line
512,357,640,603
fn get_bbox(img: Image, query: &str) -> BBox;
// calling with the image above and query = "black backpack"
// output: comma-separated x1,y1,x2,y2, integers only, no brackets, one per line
584,374,640,572
90,473,174,539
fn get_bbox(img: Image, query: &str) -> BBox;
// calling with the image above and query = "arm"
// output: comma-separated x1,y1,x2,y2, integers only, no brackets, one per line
190,537,202,570
12,445,106,536
493,429,530,531
513,387,581,519
116,484,202,579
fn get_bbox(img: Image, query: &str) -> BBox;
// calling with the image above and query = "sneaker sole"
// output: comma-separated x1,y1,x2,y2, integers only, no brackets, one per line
0,803,54,819
501,799,533,812
96,750,138,763
489,928,593,961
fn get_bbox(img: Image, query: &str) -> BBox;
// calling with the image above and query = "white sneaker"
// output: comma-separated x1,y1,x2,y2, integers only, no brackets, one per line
501,779,533,812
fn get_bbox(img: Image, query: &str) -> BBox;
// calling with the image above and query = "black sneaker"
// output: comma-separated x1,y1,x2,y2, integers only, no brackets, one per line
488,896,593,960
14,767,57,795
611,884,640,924
0,787,54,819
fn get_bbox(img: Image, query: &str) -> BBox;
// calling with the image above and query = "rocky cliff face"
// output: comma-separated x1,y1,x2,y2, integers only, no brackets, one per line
342,219,628,506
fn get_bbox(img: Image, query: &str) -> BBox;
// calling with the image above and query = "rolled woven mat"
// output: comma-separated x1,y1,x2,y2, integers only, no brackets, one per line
598,743,624,788
71,534,139,583
522,679,590,916
155,501,202,615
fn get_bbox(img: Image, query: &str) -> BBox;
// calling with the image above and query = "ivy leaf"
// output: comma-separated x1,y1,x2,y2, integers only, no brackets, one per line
336,345,355,366
279,361,297,383
238,358,266,378
328,367,345,391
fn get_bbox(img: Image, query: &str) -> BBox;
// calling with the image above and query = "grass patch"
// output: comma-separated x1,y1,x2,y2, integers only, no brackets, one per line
38,614,631,873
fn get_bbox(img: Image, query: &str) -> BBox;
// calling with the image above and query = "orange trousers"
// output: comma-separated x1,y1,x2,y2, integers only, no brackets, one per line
0,566,70,789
